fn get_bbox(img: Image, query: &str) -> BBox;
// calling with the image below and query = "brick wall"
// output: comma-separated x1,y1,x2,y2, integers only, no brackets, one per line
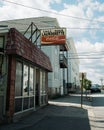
6,28,52,72
6,55,16,122
5,28,52,122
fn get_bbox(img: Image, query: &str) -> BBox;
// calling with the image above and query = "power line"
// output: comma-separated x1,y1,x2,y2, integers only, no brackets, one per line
69,50,104,55
67,27,104,30
68,57,104,59
70,53,104,57
2,0,104,24
69,53,104,59
68,51,104,59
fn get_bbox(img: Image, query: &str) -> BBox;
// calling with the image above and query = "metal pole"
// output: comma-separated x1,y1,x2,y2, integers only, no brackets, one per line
81,73,84,108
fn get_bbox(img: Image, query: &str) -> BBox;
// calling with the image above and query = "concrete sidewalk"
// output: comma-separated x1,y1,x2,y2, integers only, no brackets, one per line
0,94,94,130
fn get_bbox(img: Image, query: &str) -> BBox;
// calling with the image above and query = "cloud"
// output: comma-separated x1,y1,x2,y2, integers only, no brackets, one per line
86,7,93,18
75,39,104,84
98,2,104,12
0,0,54,20
51,0,62,4
0,0,104,85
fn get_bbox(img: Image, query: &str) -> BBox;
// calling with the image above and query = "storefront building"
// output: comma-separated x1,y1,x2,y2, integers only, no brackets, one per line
0,28,52,123
0,17,69,97
0,17,81,98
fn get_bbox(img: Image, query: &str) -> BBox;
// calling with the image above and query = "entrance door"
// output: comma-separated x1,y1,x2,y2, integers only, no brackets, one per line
35,69,40,106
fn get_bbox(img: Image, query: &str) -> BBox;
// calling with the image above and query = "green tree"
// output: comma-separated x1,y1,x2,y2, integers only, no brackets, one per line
80,79,92,90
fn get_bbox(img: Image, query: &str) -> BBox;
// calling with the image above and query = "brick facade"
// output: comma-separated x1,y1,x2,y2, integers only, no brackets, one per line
6,28,52,72
4,28,52,122
6,56,16,121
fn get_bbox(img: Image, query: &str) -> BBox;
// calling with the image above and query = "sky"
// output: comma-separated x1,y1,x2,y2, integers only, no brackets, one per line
0,0,104,85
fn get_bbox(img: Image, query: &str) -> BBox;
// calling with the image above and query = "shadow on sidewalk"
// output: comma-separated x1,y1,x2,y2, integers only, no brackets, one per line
19,104,91,130
0,95,91,130
49,94,92,107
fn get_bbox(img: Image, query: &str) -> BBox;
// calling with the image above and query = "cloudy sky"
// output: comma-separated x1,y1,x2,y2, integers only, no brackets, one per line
0,0,104,84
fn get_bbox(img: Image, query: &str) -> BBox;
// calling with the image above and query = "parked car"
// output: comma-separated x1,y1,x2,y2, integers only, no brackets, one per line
90,84,101,93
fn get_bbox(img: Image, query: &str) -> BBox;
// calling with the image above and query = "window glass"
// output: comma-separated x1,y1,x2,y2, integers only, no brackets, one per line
23,64,29,96
29,67,34,95
30,96,34,108
40,71,42,95
42,72,46,94
0,37,4,48
23,97,29,110
40,71,46,95
40,71,46,105
15,98,22,112
15,62,36,113
15,62,22,96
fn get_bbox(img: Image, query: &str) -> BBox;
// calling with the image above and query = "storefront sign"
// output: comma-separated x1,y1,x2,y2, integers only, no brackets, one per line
41,28,66,45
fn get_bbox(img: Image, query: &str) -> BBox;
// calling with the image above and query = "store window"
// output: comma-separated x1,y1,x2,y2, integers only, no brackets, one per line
15,61,47,113
0,36,7,115
23,65,29,96
0,36,4,50
15,62,22,96
40,71,46,105
0,36,4,85
29,67,34,96
15,62,22,112
29,67,34,108
15,62,35,113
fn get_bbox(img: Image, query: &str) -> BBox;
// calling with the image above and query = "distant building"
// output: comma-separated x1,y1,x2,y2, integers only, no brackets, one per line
67,38,80,93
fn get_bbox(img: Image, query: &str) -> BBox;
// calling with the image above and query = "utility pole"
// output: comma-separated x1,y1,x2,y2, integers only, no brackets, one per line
100,78,103,89
81,73,84,108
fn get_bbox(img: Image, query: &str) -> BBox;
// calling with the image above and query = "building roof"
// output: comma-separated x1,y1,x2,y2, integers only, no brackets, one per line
6,28,52,72
0,17,59,31
0,17,68,51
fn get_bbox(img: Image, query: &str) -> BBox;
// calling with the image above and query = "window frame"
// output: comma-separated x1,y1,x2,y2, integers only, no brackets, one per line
15,60,36,113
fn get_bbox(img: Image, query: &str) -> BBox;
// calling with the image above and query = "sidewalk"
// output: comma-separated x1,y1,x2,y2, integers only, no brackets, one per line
0,94,94,130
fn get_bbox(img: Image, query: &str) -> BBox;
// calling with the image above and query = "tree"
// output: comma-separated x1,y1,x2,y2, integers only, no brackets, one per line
80,78,92,90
